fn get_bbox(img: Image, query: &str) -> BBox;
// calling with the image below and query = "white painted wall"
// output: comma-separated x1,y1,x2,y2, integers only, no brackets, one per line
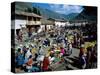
46,25,53,30
11,20,26,36
37,25,45,33
11,20,26,29
55,21,66,27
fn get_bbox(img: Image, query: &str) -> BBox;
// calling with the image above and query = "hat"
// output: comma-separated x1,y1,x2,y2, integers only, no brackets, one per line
25,44,29,48
81,44,84,47
83,53,87,56
19,44,23,48
53,44,57,47
45,54,49,57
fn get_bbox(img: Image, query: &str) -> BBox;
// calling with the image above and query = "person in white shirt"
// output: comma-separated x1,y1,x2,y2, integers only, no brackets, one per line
25,49,32,59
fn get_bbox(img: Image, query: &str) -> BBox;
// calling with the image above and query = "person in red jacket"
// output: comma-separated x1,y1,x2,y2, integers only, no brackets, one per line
42,56,50,71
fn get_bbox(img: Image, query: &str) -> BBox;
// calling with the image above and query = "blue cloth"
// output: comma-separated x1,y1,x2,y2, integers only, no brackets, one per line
24,58,28,64
31,66,40,72
16,54,24,66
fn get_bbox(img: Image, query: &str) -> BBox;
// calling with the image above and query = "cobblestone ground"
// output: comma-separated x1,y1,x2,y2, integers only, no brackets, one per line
54,48,80,71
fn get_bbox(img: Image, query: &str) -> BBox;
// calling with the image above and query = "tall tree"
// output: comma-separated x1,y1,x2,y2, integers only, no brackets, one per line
32,7,41,15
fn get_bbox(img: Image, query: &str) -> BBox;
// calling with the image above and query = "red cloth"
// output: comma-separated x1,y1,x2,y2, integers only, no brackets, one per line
27,59,33,66
79,48,84,57
61,48,65,54
42,57,50,71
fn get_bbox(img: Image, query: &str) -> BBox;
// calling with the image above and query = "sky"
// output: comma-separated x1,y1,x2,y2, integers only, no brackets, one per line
32,3,84,15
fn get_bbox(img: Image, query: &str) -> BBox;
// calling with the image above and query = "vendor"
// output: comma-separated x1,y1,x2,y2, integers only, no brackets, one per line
60,47,65,56
42,56,50,71
26,55,33,69
79,44,85,58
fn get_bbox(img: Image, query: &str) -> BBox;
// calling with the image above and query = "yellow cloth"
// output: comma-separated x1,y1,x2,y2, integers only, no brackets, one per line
31,48,37,54
47,51,51,57
84,41,96,53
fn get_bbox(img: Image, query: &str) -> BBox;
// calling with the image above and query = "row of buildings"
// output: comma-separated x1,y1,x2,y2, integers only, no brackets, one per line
11,10,68,35
11,10,90,36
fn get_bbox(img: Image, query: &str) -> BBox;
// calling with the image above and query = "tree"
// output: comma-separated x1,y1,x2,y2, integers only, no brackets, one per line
32,7,41,16
26,7,33,13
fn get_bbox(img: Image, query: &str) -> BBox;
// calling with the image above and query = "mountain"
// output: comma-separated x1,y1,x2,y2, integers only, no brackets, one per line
32,4,68,20
14,2,80,21
63,13,79,20
73,6,97,21
32,4,80,20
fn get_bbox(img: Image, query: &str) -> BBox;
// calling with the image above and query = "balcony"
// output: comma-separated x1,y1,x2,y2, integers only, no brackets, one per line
26,20,41,25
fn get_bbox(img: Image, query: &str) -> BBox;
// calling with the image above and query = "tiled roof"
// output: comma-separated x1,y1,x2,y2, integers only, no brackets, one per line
15,11,42,18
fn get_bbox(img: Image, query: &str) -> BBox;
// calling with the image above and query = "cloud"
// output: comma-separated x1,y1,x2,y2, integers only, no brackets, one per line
50,4,83,15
